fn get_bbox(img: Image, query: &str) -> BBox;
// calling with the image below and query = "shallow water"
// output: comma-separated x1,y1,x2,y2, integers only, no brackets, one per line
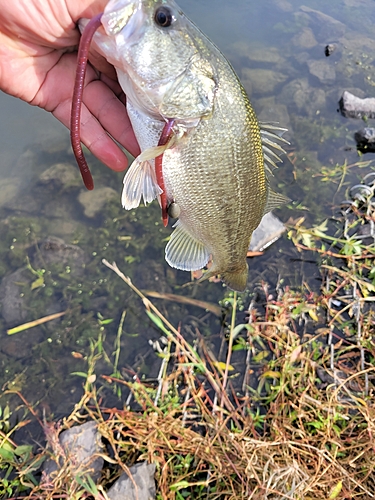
0,0,375,428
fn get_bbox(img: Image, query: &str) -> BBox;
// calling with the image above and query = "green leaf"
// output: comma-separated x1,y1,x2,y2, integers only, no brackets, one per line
145,310,171,336
0,448,15,461
31,276,44,290
170,480,191,491
329,480,342,499
14,445,32,457
70,372,89,378
252,351,269,363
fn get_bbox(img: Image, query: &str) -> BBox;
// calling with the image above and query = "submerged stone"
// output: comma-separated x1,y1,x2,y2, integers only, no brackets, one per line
279,78,326,117
242,68,288,95
292,28,318,50
307,60,336,84
39,162,81,189
298,6,346,41
78,187,118,218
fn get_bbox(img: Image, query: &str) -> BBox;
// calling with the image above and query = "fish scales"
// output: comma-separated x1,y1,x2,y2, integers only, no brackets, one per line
85,0,287,292
163,65,266,287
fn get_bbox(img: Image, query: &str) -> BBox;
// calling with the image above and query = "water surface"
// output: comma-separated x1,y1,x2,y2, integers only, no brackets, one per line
0,0,374,427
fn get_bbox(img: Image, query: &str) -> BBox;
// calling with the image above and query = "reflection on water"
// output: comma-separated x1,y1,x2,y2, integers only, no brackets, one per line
1,0,375,421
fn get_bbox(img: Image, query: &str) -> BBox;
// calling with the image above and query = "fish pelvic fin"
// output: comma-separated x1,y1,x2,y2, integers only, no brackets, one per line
165,220,210,271
122,157,163,210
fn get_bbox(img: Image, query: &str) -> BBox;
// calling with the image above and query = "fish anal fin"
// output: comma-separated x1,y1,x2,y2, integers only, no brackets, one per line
263,189,291,215
165,221,210,271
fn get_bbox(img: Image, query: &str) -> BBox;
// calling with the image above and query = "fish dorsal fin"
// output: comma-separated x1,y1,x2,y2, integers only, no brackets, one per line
165,220,210,271
263,188,291,215
122,157,162,210
260,122,289,176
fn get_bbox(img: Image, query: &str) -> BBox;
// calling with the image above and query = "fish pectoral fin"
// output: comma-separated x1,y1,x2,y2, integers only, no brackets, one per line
122,157,162,210
263,189,291,215
165,221,210,271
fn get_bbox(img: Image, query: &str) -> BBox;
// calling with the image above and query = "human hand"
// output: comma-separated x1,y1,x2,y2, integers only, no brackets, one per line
0,0,140,171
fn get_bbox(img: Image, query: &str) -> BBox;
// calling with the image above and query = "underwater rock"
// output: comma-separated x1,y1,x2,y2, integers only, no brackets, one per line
279,78,326,117
0,237,86,327
78,186,118,218
257,99,292,139
0,268,29,325
272,0,293,12
43,421,104,482
39,162,81,189
292,28,318,50
34,236,88,277
235,42,285,65
0,178,22,208
307,59,336,84
241,68,288,95
339,91,375,119
134,260,171,293
0,333,43,359
249,213,286,252
107,462,156,500
354,128,375,153
299,6,346,41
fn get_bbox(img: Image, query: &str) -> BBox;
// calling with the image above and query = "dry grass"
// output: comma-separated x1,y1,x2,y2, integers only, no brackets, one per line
1,224,375,499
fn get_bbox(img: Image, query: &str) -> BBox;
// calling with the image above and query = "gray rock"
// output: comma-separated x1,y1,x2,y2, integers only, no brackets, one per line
279,78,326,117
272,0,293,12
307,59,336,84
236,43,285,65
354,128,375,152
39,162,81,189
78,187,118,218
0,268,29,325
339,91,375,119
257,100,292,139
299,6,346,41
250,212,286,252
324,44,336,57
0,178,22,208
292,28,318,50
43,421,104,482
0,330,44,359
107,462,156,500
241,68,288,95
34,236,88,277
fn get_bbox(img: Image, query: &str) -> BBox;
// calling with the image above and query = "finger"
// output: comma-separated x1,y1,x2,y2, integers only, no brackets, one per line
82,79,140,157
53,97,131,172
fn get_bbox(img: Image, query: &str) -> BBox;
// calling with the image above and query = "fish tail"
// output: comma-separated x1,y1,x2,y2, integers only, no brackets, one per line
221,263,248,292
199,262,248,292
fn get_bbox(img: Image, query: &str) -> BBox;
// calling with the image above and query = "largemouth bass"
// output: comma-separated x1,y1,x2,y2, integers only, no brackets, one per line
83,0,288,292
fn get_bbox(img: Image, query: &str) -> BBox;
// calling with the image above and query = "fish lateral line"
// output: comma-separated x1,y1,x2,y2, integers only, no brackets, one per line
156,119,175,227
70,13,104,190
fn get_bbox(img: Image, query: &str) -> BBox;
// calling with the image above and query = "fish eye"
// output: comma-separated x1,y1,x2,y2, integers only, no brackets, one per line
154,6,173,27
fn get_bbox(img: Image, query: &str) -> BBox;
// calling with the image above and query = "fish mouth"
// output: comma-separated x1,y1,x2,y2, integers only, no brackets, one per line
102,0,142,38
